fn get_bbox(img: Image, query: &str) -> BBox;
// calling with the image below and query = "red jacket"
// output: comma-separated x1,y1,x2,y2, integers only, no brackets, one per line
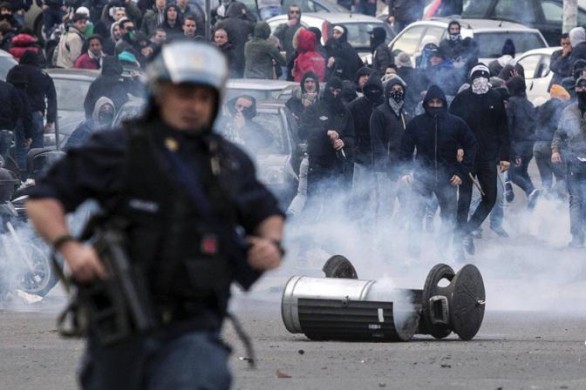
8,34,41,62
74,53,100,70
293,29,325,82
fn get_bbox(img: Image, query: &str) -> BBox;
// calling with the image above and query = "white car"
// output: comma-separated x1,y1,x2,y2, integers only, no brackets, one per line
515,47,560,105
388,18,548,68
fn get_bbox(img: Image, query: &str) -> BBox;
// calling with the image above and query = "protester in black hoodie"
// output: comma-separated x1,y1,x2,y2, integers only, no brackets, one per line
301,76,355,218
83,56,129,118
370,75,411,223
370,27,393,74
399,85,477,259
5,66,33,172
6,50,57,149
286,71,320,119
215,2,255,78
450,64,510,256
325,24,364,82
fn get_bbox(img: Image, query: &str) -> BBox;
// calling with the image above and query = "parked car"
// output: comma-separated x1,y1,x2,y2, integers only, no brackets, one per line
226,79,298,102
45,69,99,148
113,98,301,209
516,46,560,105
267,12,394,63
459,0,586,46
388,18,548,67
0,50,17,81
242,0,347,19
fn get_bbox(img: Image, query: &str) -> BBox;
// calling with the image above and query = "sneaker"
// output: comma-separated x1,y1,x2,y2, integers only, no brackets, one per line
463,234,475,255
490,225,509,238
504,181,514,202
527,189,540,209
471,229,483,239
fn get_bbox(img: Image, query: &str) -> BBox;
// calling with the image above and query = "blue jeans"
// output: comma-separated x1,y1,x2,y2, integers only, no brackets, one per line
80,330,232,390
31,112,44,149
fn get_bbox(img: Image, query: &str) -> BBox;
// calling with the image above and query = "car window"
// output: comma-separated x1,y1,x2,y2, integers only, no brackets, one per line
517,54,542,79
473,32,546,58
424,26,446,45
462,0,492,18
343,22,385,50
53,78,91,111
392,26,426,55
217,111,287,155
494,0,535,24
541,0,562,24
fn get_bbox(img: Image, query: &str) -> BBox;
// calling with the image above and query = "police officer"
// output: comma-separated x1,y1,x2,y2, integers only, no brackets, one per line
25,40,285,389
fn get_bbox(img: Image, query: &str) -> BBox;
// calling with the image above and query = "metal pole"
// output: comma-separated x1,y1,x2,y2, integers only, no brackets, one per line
563,0,578,33
205,0,211,41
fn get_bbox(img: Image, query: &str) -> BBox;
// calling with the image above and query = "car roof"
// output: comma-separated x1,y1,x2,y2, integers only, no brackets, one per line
411,17,544,32
517,46,561,58
46,68,100,80
268,12,385,24
227,78,297,91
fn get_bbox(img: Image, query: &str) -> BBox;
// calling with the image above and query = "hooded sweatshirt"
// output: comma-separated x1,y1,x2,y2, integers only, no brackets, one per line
83,56,128,118
399,85,477,182
66,97,116,150
347,73,384,164
286,71,320,118
371,76,411,176
325,25,364,82
506,76,536,157
293,29,325,82
244,22,286,79
569,27,586,68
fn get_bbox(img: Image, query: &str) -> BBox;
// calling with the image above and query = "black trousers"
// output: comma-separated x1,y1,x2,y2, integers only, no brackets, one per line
457,160,498,235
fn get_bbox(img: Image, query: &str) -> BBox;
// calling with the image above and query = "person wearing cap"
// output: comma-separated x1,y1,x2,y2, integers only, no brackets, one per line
25,40,285,388
551,76,586,248
533,84,570,199
55,12,89,68
398,85,477,259
450,63,510,258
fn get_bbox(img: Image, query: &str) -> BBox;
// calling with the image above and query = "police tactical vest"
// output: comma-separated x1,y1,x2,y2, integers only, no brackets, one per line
113,123,235,314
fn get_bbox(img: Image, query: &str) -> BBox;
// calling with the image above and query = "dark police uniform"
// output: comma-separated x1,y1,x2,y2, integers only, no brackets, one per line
27,117,284,389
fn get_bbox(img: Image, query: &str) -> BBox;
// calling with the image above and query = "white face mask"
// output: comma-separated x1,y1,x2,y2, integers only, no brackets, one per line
471,77,490,95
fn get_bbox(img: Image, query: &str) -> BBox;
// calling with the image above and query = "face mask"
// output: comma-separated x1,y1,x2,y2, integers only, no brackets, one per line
427,107,443,117
448,33,460,41
471,77,490,95
364,87,382,102
97,111,114,128
390,90,404,103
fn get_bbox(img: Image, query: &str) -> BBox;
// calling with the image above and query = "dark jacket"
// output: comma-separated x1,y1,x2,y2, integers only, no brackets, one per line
387,0,424,22
397,66,424,116
6,51,57,124
506,76,536,157
449,86,510,163
347,74,384,165
244,22,286,79
285,71,320,119
371,77,411,177
399,85,477,181
535,98,569,143
324,26,364,82
83,56,128,118
215,3,255,78
549,48,572,90
301,80,355,168
0,80,25,131
370,27,392,74
552,102,586,163
273,18,303,63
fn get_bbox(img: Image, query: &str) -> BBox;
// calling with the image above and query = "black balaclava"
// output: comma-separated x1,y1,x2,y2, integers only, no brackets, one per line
323,76,345,111
423,85,448,118
362,72,383,103
370,27,386,53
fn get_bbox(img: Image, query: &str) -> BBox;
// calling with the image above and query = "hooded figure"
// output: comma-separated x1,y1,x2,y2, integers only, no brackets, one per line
161,4,183,37
371,75,411,176
569,27,586,68
244,21,286,79
65,97,116,150
286,71,320,118
348,72,384,166
325,24,364,82
215,2,255,77
83,56,128,118
293,29,325,82
370,27,393,74
398,85,477,257
439,20,465,62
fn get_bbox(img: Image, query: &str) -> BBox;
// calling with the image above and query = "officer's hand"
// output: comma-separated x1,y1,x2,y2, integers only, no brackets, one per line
246,237,282,271
552,151,562,163
60,242,107,283
400,174,413,185
499,161,511,172
450,175,462,186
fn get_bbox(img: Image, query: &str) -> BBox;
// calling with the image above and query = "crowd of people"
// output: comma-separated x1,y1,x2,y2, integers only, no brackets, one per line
0,0,585,262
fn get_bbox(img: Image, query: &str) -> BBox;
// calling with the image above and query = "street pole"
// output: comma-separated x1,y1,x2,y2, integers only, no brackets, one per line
205,0,211,41
563,0,578,33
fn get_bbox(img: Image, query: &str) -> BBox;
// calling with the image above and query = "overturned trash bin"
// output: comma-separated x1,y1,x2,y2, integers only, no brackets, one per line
281,276,419,342
320,255,486,341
